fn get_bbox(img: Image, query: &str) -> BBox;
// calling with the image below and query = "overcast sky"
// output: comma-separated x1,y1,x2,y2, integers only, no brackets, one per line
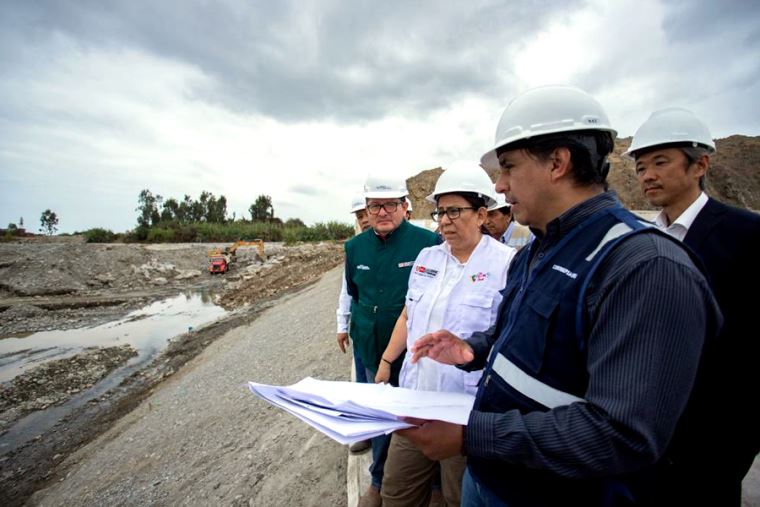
1,0,758,233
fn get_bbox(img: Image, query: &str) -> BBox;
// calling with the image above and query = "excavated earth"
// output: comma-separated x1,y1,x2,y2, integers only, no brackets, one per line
0,237,344,506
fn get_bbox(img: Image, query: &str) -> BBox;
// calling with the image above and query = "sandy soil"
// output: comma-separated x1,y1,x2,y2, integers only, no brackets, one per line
0,238,345,505
28,267,351,506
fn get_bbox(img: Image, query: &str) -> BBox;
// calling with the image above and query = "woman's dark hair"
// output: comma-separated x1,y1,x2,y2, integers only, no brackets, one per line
496,129,614,186
435,192,487,210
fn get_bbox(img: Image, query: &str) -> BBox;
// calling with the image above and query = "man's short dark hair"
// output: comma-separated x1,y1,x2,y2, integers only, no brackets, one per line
496,129,614,186
681,146,710,191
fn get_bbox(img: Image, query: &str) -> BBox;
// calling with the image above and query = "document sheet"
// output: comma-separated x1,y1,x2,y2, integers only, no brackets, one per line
247,377,475,444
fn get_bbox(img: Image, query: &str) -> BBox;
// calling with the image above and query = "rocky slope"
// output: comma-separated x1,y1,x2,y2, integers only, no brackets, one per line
407,135,760,218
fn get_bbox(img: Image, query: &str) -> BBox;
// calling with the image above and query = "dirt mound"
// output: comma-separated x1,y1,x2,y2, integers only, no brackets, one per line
406,135,760,212
220,242,344,308
0,242,215,299
406,167,443,220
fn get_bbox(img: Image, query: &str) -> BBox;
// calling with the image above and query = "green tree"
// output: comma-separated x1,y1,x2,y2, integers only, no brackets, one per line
249,194,274,222
206,194,227,223
40,209,59,235
284,218,305,228
161,197,180,222
177,194,193,223
136,189,163,227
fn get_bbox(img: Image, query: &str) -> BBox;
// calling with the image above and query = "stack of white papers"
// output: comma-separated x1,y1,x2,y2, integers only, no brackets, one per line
247,377,475,445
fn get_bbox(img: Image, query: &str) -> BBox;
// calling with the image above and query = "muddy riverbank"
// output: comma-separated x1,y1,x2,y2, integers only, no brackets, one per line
0,239,344,505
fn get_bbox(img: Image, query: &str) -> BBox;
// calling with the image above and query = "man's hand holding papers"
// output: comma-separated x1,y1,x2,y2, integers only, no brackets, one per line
397,417,465,461
246,377,474,445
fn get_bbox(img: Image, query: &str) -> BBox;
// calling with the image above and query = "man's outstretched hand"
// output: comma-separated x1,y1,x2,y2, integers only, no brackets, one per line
410,330,474,366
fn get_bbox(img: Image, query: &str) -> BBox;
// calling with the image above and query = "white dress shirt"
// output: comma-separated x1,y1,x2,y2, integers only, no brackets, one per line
336,269,351,333
654,191,708,241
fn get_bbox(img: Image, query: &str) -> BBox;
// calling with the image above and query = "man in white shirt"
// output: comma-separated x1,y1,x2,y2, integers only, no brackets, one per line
485,194,533,249
336,194,372,454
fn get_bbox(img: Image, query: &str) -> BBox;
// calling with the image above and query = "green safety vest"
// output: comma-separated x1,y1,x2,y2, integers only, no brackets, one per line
345,220,438,378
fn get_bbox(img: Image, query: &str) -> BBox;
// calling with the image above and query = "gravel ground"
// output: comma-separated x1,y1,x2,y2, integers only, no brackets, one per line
28,267,352,506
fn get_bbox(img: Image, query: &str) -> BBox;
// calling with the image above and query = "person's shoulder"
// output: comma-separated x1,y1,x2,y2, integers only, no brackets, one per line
415,243,443,261
405,221,439,242
345,229,372,249
610,228,695,269
487,235,514,251
707,198,760,227
596,229,711,298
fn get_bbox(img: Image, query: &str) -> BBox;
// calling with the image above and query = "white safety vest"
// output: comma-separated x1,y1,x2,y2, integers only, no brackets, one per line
399,235,516,395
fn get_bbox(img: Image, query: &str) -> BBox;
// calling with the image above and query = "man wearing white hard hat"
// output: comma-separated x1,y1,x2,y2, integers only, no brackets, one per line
336,194,373,455
485,193,533,249
627,108,760,506
405,197,413,221
402,86,721,506
344,174,438,507
376,161,516,507
351,193,371,233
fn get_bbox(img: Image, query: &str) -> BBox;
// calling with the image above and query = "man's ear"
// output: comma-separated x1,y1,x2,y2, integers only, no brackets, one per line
548,147,572,181
476,207,487,227
691,154,710,179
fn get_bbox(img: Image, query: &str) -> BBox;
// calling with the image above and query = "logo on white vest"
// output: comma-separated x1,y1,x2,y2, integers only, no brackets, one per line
414,265,438,278
470,272,489,282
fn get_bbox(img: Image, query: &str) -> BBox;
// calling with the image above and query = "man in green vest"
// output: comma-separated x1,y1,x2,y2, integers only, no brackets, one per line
345,173,438,507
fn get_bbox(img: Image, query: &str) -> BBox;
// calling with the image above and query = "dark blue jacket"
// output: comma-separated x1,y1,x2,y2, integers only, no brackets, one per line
462,197,722,506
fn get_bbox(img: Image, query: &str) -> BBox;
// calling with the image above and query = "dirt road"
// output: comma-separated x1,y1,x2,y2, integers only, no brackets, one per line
28,267,352,506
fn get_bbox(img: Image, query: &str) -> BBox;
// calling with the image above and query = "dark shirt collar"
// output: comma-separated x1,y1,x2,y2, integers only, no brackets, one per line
533,191,620,249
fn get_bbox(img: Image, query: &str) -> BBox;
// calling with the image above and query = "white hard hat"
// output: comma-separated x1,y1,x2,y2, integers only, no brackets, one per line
405,197,413,211
350,193,366,213
623,107,716,159
363,173,408,199
426,161,498,208
488,192,510,211
481,85,617,171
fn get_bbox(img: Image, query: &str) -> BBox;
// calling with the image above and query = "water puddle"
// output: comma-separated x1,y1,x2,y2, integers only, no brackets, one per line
0,290,227,382
0,290,227,454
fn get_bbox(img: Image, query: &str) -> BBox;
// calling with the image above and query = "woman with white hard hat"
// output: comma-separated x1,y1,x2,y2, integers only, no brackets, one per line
375,161,517,507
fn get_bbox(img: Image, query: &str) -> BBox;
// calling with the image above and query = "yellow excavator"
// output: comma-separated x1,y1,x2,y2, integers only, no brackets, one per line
208,240,265,274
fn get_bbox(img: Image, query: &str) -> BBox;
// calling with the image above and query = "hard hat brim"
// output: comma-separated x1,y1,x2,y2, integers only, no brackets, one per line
426,190,497,209
622,140,717,160
363,190,408,199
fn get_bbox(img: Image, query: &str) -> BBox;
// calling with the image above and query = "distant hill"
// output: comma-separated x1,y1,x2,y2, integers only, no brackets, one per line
407,135,760,219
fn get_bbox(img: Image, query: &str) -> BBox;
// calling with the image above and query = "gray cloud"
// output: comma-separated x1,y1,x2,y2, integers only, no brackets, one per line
288,183,320,196
0,0,581,122
661,0,760,44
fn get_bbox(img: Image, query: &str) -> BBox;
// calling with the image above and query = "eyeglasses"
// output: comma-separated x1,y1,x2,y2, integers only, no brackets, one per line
367,201,404,215
430,207,477,222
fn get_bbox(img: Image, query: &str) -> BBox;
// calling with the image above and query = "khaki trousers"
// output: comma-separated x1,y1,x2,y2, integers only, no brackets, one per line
381,433,466,507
